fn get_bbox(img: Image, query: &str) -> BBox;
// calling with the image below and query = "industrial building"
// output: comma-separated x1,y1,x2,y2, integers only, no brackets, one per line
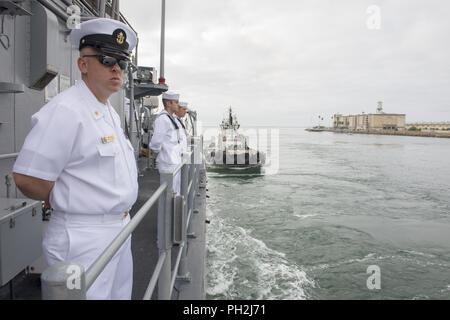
405,122,450,131
333,102,406,131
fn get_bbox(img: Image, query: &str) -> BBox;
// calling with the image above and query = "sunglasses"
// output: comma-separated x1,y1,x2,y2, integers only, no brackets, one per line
82,54,129,70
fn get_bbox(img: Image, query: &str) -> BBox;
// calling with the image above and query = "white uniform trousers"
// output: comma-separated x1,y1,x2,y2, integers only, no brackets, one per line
43,211,133,300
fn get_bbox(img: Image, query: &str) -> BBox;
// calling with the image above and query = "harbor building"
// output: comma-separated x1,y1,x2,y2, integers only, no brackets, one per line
405,122,450,131
333,102,406,131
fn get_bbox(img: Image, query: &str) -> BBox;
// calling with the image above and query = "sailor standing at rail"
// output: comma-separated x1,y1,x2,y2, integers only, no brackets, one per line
12,18,138,300
149,92,182,195
174,101,189,157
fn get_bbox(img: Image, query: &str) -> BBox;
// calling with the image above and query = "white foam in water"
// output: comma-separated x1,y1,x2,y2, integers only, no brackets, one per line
207,263,236,296
308,253,378,271
206,208,315,299
400,250,435,258
294,213,319,219
206,210,239,296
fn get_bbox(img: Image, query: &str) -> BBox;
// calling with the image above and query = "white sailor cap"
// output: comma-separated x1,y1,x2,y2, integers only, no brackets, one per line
69,18,137,59
178,101,188,108
162,91,180,101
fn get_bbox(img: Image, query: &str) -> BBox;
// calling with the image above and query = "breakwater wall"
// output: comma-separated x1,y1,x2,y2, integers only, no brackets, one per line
325,129,450,139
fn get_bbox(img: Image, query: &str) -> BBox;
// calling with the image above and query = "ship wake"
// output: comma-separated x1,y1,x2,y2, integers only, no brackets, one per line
206,208,315,300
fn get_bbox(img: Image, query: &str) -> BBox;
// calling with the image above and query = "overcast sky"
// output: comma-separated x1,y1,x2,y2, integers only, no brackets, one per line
121,0,450,127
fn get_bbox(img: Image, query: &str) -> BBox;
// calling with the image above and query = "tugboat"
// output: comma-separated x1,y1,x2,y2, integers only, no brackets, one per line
205,107,265,171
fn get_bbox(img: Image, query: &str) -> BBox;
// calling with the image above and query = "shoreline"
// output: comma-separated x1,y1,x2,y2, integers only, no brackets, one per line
322,129,450,139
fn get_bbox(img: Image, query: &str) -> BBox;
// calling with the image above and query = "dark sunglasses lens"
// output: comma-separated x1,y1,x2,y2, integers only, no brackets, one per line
101,56,117,67
118,60,128,70
100,56,128,70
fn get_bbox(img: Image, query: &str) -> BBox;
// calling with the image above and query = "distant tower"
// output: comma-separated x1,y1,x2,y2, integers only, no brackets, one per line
376,101,383,113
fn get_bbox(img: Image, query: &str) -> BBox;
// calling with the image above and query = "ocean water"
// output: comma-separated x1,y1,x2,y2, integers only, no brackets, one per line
204,128,450,300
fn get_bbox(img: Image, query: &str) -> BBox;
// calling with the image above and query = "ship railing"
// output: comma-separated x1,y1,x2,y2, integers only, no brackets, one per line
40,135,205,300
0,153,19,160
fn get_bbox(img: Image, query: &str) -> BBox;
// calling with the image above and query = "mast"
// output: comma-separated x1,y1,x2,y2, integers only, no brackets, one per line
159,0,166,85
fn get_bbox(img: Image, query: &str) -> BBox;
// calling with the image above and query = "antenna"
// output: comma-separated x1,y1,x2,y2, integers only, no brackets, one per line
377,101,383,113
158,0,166,85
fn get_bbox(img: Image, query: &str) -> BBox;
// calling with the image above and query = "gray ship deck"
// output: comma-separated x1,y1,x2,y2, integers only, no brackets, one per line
0,159,207,300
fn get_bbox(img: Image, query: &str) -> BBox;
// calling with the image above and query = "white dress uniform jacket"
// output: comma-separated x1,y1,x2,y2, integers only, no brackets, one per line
13,79,138,299
149,110,182,168
149,110,182,194
14,80,138,214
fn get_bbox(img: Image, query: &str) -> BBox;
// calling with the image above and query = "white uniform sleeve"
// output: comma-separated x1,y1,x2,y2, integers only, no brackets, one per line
13,104,81,181
149,115,169,152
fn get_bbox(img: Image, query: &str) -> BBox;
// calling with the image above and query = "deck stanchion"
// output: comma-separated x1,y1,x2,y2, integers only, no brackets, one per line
177,157,191,281
157,171,174,299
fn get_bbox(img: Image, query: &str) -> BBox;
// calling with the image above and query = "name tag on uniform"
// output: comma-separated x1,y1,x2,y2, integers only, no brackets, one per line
101,134,115,144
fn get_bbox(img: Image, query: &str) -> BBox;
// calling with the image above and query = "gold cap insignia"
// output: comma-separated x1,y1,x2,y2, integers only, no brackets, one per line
116,31,124,45
112,28,126,46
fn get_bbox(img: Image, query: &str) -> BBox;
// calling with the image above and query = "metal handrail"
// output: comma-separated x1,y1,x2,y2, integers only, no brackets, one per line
186,208,193,229
172,161,184,176
141,151,193,300
40,136,204,300
142,250,166,300
169,241,185,297
142,141,203,299
0,153,18,160
40,135,204,300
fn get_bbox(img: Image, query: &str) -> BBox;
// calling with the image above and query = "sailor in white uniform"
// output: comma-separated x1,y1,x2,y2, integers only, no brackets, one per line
13,18,138,300
174,101,189,157
149,92,182,194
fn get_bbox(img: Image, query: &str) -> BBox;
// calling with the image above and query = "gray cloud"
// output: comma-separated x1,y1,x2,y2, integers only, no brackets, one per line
122,0,450,127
